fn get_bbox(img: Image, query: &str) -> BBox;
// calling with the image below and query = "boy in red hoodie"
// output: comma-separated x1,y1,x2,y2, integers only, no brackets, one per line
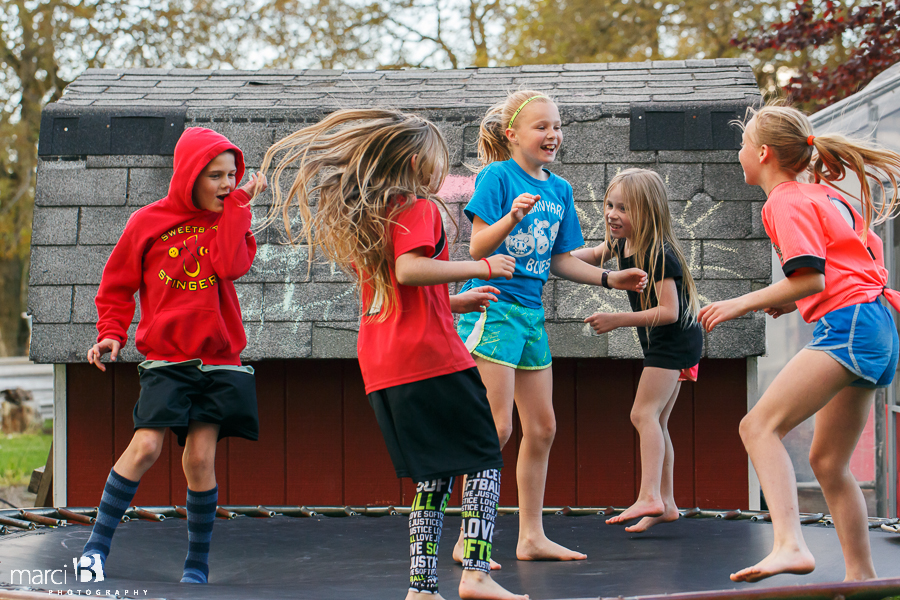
79,128,266,584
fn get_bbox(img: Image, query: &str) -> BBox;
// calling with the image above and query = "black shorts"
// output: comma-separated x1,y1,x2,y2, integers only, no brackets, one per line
368,367,503,482
134,364,259,446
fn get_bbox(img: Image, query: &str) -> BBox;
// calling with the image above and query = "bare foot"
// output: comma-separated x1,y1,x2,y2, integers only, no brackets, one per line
459,570,528,600
453,534,502,569
406,591,446,600
730,547,815,583
625,503,679,533
516,534,586,561
606,499,664,524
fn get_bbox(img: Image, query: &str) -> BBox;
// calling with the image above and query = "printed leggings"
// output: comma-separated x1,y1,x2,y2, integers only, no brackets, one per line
408,469,501,594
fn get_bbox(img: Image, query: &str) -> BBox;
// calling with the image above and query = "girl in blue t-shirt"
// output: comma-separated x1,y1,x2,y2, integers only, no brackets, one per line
455,90,648,563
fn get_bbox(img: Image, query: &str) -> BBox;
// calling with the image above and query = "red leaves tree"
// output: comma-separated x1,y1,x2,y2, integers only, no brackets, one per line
733,0,900,112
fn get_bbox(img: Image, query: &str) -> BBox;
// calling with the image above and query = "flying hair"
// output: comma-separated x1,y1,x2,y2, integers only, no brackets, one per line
258,109,452,321
738,102,900,242
605,168,700,329
473,90,554,169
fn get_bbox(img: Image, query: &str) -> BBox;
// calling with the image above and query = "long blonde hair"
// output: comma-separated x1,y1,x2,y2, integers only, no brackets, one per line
606,168,700,328
474,90,554,168
259,109,451,320
742,104,900,241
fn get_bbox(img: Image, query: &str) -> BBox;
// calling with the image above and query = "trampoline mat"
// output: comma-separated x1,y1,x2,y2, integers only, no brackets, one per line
1,513,899,600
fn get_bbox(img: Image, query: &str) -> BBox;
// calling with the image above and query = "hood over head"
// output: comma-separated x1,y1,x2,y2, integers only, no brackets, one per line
166,127,246,213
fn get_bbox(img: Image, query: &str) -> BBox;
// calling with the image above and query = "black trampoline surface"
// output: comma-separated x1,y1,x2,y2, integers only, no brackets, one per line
1,513,899,600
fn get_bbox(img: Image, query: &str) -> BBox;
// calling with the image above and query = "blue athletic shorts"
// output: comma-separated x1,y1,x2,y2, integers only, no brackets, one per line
456,300,551,370
806,299,899,388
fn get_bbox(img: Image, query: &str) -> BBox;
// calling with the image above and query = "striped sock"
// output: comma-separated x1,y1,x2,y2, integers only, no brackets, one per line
181,486,218,584
82,468,140,567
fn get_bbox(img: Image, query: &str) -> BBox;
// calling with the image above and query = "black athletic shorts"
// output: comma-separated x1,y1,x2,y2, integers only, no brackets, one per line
367,367,503,482
134,364,259,446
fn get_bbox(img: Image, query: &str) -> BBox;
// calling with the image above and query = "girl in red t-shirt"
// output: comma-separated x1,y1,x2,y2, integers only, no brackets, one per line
260,109,528,600
700,104,900,584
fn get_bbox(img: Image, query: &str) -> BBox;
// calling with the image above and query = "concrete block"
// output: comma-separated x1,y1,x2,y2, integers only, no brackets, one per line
548,164,605,202
197,122,276,167
670,195,752,240
32,208,78,245
29,324,98,363
437,122,466,167
35,161,127,206
28,286,72,323
263,282,359,322
73,286,139,324
574,201,606,242
657,150,738,163
235,283,263,322
750,201,767,238
87,156,173,169
128,168,172,206
704,163,766,201
244,243,311,283
706,312,765,358
251,206,270,245
311,322,359,358
607,327,644,359
702,239,771,280
656,163,703,201
555,280,630,320
546,321,608,358
79,207,137,244
242,321,312,360
695,279,751,306
30,246,111,285
542,281,556,321
310,259,353,283
559,120,655,164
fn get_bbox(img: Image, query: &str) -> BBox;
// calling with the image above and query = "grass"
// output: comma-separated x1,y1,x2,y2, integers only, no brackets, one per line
0,428,52,486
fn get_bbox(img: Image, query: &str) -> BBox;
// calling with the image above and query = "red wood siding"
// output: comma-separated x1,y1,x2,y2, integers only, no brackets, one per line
66,358,748,509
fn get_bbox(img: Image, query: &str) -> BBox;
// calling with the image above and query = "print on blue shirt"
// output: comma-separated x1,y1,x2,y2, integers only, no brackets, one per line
462,159,584,308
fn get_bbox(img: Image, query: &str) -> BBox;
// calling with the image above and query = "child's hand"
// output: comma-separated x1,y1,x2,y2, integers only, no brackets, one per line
510,193,539,223
698,297,749,332
607,268,648,292
762,302,797,319
451,286,501,314
484,255,516,279
87,338,121,372
584,312,620,334
239,171,268,197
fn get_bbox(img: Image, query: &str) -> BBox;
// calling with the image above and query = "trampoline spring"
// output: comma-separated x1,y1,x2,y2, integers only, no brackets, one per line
126,508,165,522
716,510,742,520
800,512,825,525
881,523,900,534
681,507,701,518
173,506,188,518
361,506,399,517
216,507,238,519
271,506,317,518
750,513,771,522
343,507,360,517
229,506,277,518
54,508,95,525
560,507,602,516
0,516,36,530
305,506,351,517
497,506,518,516
0,525,7,535
17,511,64,527
602,507,616,516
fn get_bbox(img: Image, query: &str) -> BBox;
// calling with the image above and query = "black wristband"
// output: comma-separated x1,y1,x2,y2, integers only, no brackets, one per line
601,270,610,289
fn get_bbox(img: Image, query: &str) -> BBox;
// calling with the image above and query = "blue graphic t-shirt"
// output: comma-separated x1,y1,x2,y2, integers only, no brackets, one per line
462,159,584,308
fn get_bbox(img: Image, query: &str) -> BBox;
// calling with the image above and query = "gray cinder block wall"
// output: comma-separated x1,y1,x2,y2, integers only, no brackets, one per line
30,60,767,364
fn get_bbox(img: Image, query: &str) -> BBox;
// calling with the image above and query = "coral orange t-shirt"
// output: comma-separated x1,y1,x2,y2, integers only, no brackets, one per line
356,198,475,394
762,181,891,323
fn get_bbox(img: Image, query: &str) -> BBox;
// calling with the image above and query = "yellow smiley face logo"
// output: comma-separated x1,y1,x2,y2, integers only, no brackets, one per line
168,247,179,258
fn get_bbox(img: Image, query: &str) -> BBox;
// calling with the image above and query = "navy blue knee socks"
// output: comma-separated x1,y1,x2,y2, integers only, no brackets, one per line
181,486,218,584
82,468,140,570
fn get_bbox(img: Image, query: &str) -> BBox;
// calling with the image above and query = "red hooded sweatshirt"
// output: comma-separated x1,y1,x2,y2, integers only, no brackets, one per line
95,128,257,365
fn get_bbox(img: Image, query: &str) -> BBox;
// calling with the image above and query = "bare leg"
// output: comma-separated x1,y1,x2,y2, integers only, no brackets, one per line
114,428,166,481
809,386,877,582
514,367,585,561
608,368,680,525
182,421,220,491
454,357,513,569
625,376,681,533
731,349,857,583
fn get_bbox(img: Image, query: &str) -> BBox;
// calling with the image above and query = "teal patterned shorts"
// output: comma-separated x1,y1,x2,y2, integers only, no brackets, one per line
456,300,551,370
